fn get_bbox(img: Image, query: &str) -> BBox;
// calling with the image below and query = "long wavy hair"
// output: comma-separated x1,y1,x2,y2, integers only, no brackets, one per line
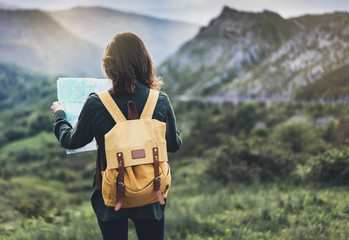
102,32,162,95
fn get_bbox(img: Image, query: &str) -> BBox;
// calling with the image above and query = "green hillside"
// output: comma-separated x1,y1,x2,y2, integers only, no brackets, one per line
1,98,349,239
1,51,349,239
0,63,55,110
0,63,56,147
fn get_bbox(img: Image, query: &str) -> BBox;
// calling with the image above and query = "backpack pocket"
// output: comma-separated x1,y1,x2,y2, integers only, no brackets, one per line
101,169,117,206
101,162,171,208
159,162,171,196
123,163,171,208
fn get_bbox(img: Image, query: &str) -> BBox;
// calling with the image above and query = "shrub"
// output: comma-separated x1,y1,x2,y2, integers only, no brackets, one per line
0,131,6,147
231,103,257,136
27,112,52,135
250,126,269,138
304,148,349,185
207,138,295,183
3,127,28,142
321,121,339,143
41,169,78,183
272,121,317,153
11,191,50,219
336,117,349,145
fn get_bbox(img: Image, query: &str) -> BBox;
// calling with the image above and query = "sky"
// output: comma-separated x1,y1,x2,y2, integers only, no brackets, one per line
1,0,348,25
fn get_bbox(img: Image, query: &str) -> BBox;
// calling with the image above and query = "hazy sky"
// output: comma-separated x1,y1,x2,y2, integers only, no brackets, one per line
1,0,348,25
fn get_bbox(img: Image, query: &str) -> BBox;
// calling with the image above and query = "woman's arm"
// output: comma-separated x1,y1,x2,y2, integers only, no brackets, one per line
162,95,182,153
52,98,94,149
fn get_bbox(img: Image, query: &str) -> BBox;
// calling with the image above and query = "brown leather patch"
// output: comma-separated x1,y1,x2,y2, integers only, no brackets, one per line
131,149,146,159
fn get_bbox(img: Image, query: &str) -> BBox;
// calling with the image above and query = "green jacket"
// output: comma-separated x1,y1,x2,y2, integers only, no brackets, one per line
53,82,182,221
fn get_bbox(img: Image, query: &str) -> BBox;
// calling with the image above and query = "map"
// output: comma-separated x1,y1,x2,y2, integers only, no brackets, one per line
57,78,112,154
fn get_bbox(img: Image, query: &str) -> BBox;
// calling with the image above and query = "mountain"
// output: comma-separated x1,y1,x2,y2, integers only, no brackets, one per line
48,6,200,64
158,6,349,101
0,9,103,76
0,2,18,9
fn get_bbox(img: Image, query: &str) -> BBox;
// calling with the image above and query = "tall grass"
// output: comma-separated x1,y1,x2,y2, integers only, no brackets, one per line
5,183,347,240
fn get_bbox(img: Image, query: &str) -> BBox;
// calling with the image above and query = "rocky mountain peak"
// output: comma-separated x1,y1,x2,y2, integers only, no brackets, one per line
196,6,298,44
159,7,349,101
220,6,240,19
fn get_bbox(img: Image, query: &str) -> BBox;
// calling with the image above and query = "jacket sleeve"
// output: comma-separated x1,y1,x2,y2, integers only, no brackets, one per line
161,94,182,153
53,98,94,149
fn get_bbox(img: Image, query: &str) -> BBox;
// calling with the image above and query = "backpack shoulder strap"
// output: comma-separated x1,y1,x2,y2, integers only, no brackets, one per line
97,91,127,123
140,89,159,119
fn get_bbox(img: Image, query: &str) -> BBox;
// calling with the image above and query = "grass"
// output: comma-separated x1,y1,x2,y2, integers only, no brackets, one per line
1,132,58,153
2,180,347,240
6,176,66,192
1,137,348,239
164,157,349,240
168,184,349,240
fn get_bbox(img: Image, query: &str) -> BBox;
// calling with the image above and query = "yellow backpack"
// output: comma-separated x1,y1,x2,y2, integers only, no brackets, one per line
97,89,171,211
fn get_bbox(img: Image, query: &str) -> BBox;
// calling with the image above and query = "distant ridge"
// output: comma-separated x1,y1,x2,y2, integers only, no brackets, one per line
48,6,200,64
0,6,199,76
0,9,103,76
0,2,19,10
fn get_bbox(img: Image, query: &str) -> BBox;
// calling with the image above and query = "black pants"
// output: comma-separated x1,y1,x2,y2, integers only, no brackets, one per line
97,217,165,240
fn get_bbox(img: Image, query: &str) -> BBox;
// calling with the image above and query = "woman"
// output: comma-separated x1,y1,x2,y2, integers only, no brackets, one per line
51,32,182,240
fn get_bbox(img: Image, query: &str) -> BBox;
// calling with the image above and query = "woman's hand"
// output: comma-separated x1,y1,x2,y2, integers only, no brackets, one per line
51,101,64,116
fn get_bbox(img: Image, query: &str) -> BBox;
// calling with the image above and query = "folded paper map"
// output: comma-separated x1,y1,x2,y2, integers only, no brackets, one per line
57,78,112,154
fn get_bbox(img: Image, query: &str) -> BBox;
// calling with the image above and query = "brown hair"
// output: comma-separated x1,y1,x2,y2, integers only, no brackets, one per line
102,32,162,95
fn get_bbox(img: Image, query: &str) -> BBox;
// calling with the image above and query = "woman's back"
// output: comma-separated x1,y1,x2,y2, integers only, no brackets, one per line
52,32,182,240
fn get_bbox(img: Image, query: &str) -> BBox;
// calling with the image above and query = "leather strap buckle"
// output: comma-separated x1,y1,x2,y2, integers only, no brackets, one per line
115,152,125,211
